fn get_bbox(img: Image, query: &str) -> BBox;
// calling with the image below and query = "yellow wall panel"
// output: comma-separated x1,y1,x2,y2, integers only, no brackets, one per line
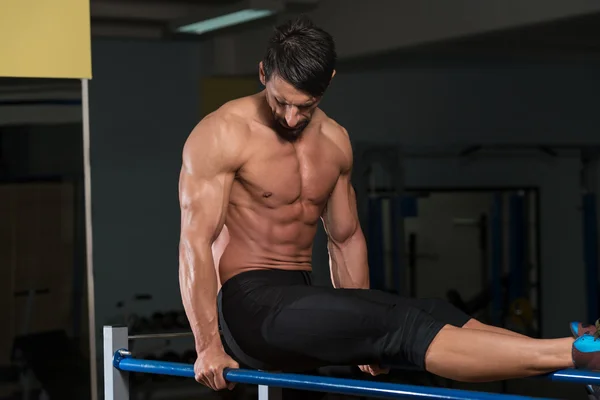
0,0,92,78
201,76,259,117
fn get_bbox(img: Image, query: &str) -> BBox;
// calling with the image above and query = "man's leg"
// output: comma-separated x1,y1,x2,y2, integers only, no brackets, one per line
360,294,577,381
368,292,531,340
365,295,582,383
401,295,532,339
424,324,574,382
244,285,577,381
463,319,529,338
396,297,597,381
222,273,585,383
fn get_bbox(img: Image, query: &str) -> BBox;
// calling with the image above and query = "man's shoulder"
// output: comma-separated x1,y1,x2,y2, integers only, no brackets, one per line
182,108,252,171
317,110,349,142
190,93,259,136
188,106,251,145
318,112,353,169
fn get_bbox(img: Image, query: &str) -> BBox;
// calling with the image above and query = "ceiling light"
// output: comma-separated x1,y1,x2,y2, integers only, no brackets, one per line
177,8,275,35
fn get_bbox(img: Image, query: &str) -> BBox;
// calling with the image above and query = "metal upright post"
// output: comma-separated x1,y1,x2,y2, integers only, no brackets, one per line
82,78,99,400
258,385,282,400
390,146,406,295
103,326,129,400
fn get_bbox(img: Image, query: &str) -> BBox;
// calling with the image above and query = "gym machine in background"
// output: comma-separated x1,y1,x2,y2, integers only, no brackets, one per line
582,150,600,325
404,189,540,337
351,143,544,337
352,143,407,295
489,190,539,336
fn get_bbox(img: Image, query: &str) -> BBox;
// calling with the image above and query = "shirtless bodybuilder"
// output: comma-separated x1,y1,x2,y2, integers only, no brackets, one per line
178,15,600,392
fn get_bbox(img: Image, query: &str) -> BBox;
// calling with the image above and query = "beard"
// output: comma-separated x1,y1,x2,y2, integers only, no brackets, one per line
272,117,309,142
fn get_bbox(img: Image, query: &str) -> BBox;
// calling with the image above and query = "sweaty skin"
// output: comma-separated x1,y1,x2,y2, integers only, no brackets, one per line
178,88,371,391
179,80,578,392
216,100,366,286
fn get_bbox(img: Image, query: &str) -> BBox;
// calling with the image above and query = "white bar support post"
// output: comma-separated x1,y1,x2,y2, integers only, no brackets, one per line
259,384,282,400
103,326,129,400
81,78,99,400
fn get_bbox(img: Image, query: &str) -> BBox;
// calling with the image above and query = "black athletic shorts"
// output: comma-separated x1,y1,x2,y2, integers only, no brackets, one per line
217,269,471,373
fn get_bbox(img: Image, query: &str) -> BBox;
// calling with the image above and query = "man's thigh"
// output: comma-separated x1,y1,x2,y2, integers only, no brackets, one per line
240,285,444,370
223,283,388,369
346,289,472,328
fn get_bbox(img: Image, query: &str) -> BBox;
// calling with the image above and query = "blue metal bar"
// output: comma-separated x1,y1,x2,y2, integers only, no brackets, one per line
113,352,549,399
113,350,600,387
582,193,599,323
545,368,600,385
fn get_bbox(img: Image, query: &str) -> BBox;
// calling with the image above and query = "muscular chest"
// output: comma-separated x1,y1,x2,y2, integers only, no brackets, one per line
236,142,339,208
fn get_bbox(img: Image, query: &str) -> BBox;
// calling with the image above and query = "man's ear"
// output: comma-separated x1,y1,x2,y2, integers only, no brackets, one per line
331,69,336,80
259,61,266,86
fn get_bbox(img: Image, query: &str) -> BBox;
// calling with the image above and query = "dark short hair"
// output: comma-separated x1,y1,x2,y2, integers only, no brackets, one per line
263,16,336,98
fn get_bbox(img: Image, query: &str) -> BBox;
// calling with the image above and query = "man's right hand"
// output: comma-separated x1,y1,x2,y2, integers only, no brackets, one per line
194,347,240,391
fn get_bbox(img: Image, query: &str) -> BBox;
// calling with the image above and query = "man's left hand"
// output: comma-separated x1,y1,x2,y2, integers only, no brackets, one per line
358,364,390,376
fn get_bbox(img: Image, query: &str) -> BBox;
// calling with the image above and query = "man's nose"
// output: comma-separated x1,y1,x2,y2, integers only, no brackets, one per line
285,106,300,127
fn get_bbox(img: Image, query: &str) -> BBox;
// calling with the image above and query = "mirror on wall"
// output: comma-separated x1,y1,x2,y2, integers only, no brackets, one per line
0,77,91,399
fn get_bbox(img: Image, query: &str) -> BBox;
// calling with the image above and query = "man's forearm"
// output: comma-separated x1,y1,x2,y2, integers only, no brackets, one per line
328,229,369,289
179,240,222,354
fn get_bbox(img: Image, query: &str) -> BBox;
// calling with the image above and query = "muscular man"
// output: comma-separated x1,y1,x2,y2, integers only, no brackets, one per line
179,16,600,392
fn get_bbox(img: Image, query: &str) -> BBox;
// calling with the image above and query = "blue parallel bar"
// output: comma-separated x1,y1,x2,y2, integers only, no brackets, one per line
114,353,552,399
114,352,600,387
545,368,600,385
582,193,599,323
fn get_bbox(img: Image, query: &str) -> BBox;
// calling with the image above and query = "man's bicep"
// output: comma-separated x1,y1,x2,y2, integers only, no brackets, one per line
179,167,232,244
323,172,360,243
179,117,242,243
179,132,237,244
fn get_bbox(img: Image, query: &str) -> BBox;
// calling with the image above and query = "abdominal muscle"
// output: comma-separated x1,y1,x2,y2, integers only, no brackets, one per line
215,204,320,285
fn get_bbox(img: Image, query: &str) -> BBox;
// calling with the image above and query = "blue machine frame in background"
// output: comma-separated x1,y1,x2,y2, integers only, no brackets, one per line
390,196,402,294
491,194,504,326
508,193,527,303
354,143,406,295
367,197,385,290
582,192,599,324
367,195,417,294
